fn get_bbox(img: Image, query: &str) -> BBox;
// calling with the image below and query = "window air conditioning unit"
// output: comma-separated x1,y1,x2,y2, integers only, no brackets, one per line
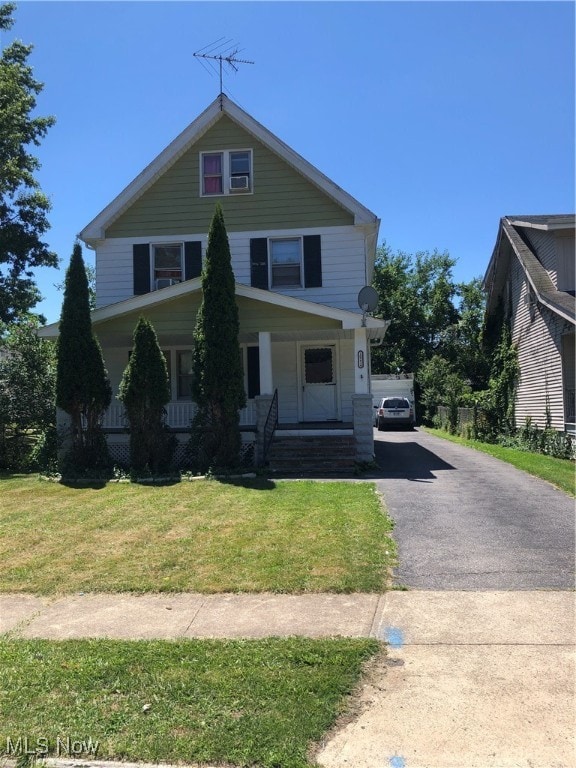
229,175,250,192
155,278,180,290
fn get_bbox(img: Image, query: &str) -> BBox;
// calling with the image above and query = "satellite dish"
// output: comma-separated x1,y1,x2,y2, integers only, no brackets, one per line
357,285,379,313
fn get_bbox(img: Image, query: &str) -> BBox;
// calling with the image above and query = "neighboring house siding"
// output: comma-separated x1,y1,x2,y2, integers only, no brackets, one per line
523,229,558,287
95,226,368,312
555,232,575,293
510,255,565,430
104,116,353,238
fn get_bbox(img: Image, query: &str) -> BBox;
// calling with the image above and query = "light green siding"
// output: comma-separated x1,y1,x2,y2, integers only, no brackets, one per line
236,296,341,333
93,293,341,345
105,116,353,238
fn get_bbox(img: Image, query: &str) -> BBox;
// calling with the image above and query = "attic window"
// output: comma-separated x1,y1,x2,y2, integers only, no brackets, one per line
201,150,252,196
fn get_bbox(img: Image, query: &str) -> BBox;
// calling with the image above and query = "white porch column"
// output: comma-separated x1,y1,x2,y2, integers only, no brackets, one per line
353,327,369,394
258,331,273,394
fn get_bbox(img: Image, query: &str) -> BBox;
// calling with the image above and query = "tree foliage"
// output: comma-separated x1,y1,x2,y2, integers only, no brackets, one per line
190,203,246,470
0,3,57,323
118,316,175,474
372,244,460,374
56,242,111,470
372,243,489,424
0,314,56,468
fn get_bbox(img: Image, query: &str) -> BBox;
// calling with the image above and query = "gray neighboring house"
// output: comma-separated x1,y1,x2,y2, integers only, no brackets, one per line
484,215,575,435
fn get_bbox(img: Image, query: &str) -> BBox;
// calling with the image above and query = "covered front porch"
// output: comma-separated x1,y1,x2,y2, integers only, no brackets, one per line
43,278,389,467
99,325,387,466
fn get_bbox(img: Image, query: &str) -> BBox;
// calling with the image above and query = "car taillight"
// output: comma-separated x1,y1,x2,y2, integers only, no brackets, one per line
378,408,384,415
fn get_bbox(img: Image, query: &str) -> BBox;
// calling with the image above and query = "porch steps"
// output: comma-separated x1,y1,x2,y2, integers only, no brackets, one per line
267,435,356,477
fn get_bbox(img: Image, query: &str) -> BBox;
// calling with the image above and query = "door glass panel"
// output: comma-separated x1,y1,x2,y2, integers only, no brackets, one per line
304,347,333,384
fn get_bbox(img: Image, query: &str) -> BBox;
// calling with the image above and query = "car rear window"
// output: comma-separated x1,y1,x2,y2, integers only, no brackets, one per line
382,398,410,409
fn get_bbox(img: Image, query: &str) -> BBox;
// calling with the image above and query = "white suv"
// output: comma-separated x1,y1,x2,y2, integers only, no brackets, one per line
374,397,415,430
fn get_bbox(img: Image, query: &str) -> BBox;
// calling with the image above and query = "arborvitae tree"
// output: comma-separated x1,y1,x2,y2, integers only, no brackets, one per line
190,203,246,470
56,242,111,470
118,316,174,474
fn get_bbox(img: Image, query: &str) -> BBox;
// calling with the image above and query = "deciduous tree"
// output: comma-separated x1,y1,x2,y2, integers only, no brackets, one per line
0,314,56,468
0,3,57,323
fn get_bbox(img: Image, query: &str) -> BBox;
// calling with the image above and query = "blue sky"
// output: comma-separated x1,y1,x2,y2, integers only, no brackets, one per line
7,0,575,323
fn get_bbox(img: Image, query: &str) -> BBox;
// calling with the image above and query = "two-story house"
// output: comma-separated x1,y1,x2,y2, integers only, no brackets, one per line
41,95,389,467
483,215,576,434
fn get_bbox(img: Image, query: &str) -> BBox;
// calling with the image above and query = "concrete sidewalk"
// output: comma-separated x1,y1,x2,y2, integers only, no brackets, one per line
0,592,384,639
2,590,575,768
319,590,576,768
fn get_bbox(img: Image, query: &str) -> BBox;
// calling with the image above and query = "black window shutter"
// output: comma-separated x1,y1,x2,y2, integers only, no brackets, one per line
247,346,260,399
250,238,269,290
184,241,202,280
133,244,150,295
303,235,322,288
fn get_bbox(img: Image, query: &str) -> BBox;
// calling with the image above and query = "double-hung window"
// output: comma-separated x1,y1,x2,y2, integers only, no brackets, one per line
270,238,302,288
202,153,223,195
152,244,183,290
201,150,252,195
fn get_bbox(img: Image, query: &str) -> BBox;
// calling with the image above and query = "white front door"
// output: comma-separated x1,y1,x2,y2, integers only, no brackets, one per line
301,345,338,421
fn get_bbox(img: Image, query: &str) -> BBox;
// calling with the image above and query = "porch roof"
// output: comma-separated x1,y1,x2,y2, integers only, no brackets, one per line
39,279,389,339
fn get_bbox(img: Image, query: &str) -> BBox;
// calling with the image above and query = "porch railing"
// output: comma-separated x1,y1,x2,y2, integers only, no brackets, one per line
262,389,279,464
99,400,257,430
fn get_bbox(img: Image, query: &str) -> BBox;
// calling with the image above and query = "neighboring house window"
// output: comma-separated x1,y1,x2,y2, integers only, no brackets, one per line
177,350,194,400
133,242,202,295
153,244,183,289
201,149,252,195
270,238,302,288
249,235,322,290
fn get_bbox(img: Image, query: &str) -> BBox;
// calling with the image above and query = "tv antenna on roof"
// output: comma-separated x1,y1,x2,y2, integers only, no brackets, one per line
193,39,254,98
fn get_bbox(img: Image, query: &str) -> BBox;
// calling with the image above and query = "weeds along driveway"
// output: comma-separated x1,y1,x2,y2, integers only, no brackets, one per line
373,428,575,590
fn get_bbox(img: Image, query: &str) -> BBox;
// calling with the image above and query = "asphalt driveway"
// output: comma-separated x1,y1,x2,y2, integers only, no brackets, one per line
373,428,575,590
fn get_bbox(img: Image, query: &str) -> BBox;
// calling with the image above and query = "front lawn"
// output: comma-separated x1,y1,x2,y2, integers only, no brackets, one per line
426,428,575,496
0,637,380,768
0,476,395,594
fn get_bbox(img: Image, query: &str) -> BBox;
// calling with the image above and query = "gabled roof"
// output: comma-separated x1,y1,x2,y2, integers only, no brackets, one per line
38,278,389,338
506,214,575,231
80,95,380,243
484,215,575,325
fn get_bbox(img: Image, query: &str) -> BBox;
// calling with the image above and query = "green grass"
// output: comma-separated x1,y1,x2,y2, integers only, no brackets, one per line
0,476,396,594
0,637,381,768
426,428,576,496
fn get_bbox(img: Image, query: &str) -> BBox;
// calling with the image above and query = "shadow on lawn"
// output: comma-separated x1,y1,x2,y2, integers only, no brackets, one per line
57,476,278,491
